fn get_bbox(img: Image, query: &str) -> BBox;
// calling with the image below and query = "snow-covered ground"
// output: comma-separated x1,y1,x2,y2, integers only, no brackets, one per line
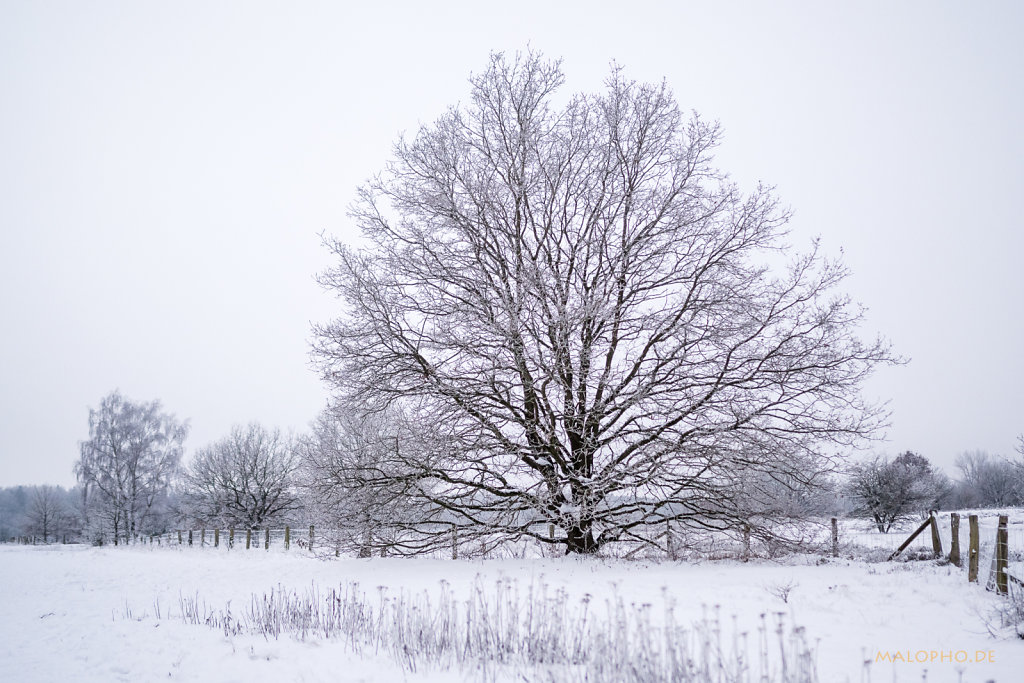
1,542,1021,682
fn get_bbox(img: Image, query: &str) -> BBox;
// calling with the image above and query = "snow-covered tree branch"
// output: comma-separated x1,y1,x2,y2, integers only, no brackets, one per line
312,51,898,554
181,423,301,529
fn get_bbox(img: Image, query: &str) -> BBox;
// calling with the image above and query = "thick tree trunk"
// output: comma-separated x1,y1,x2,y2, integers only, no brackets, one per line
564,520,599,554
358,516,373,558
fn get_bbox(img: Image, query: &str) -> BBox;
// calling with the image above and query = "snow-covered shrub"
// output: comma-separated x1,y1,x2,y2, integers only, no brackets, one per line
988,580,1024,639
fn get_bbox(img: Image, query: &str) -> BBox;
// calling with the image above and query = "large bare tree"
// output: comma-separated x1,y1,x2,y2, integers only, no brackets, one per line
313,52,896,554
75,391,188,543
182,423,301,528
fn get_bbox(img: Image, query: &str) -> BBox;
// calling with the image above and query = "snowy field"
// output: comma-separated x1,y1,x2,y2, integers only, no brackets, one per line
2,541,1023,683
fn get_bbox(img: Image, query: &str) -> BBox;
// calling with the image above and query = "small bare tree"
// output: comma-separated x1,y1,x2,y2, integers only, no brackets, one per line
24,485,69,542
181,423,301,529
847,452,946,533
313,51,897,554
299,402,432,556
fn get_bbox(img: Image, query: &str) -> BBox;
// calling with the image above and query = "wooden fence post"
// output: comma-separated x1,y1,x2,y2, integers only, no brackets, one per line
995,515,1009,595
214,528,219,548
229,528,235,549
742,524,751,561
285,526,290,551
246,528,251,550
831,517,839,558
929,511,942,557
265,528,270,551
968,515,979,583
949,513,961,567
201,529,206,547
178,530,183,545
887,516,934,561
309,525,314,552
188,530,193,547
451,524,458,560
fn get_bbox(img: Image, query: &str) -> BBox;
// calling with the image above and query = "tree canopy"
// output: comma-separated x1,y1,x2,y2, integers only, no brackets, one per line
847,452,948,533
313,52,896,554
181,423,301,529
75,390,187,542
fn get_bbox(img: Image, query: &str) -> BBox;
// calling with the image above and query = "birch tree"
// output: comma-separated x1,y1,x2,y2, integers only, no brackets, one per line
74,391,187,542
313,52,897,554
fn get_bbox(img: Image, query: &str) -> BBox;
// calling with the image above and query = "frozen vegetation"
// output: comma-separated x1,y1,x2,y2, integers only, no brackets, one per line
2,534,1023,682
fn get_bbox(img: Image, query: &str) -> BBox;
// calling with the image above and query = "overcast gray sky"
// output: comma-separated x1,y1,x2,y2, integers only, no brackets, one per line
1,1,1021,487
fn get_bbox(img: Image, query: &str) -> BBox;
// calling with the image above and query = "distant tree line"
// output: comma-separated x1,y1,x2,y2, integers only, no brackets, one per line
62,390,308,545
3,390,339,545
0,485,81,542
5,388,1021,551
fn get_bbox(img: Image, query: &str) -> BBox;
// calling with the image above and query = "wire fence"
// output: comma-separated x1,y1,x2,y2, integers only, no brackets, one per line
144,526,316,554
18,509,1024,582
838,511,1024,555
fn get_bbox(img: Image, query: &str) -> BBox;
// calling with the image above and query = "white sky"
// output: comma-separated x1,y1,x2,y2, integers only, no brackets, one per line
1,1,1021,487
